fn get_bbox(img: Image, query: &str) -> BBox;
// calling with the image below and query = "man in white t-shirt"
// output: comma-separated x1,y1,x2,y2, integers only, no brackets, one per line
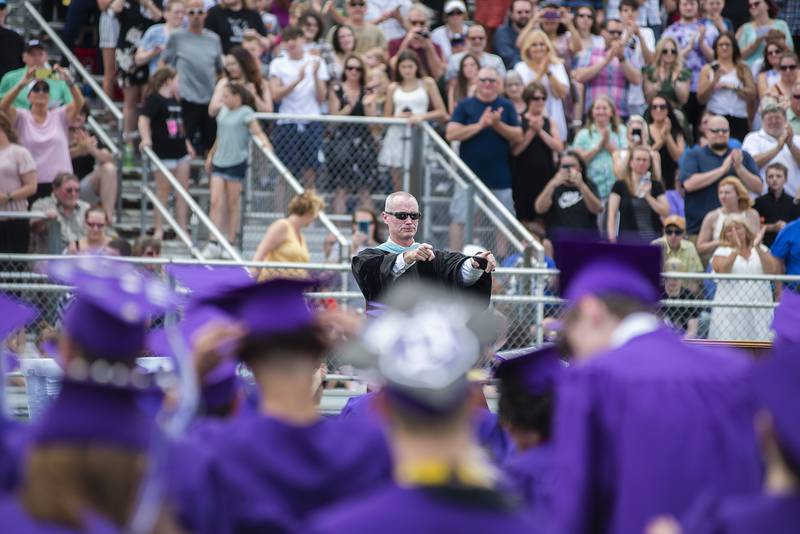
742,99,800,197
365,0,411,42
445,24,506,82
268,26,330,187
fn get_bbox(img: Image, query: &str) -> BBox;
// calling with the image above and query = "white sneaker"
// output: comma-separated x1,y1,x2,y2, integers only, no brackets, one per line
201,241,222,259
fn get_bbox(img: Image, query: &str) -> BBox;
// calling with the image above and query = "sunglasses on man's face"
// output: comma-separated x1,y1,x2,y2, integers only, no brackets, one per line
665,228,684,236
187,9,204,15
386,211,421,221
87,222,106,229
709,127,729,134
447,9,464,15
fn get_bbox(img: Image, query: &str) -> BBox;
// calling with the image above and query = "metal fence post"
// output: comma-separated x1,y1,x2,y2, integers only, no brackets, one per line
140,162,150,237
46,219,62,255
464,182,475,247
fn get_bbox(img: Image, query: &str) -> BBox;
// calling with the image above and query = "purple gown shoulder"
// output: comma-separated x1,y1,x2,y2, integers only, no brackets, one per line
682,492,800,534
305,483,543,534
502,443,554,527
0,497,121,533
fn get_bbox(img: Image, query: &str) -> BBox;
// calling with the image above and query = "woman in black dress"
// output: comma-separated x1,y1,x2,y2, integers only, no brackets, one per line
511,81,564,223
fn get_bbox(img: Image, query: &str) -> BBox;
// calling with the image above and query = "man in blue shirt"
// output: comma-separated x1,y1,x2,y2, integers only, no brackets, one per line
679,115,762,238
445,66,522,250
492,0,532,69
771,219,800,290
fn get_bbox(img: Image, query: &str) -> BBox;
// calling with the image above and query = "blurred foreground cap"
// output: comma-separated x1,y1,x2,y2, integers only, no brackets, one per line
494,344,564,395
0,292,37,342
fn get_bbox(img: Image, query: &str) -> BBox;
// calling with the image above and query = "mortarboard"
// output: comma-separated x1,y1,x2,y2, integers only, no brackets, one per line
493,344,564,395
48,257,177,361
751,354,800,468
165,263,254,302
554,235,662,305
199,277,319,338
342,282,502,415
771,289,800,347
0,293,37,342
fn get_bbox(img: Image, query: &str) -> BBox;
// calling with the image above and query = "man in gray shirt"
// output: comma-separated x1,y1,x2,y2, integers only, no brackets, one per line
162,0,223,154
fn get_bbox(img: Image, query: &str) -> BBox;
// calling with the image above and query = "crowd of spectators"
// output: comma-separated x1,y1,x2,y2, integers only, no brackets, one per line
2,0,800,337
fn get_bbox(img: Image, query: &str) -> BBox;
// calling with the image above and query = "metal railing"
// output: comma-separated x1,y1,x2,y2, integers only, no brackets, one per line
141,146,243,262
1,211,62,254
141,186,204,259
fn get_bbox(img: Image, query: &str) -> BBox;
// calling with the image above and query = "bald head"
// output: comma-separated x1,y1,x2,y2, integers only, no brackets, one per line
385,192,418,213
707,116,730,151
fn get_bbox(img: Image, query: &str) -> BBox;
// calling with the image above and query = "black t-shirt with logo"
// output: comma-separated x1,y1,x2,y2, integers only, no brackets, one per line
140,93,188,160
204,6,266,54
544,181,600,233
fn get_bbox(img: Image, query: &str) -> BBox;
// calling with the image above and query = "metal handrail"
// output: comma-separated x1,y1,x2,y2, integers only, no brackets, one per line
23,1,122,122
142,146,244,263
253,112,407,126
141,186,204,259
420,121,546,263
0,210,47,219
87,115,119,155
251,137,350,259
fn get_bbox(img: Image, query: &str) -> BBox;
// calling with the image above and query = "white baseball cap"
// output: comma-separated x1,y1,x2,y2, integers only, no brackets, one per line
444,0,467,14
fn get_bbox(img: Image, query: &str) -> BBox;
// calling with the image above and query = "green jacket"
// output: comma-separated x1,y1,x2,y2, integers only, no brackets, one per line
0,67,73,110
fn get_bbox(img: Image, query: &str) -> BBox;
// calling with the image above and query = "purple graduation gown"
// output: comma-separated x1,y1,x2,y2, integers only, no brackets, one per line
502,442,554,528
681,493,800,534
176,412,393,534
553,327,762,534
340,391,513,463
0,498,121,533
305,482,543,534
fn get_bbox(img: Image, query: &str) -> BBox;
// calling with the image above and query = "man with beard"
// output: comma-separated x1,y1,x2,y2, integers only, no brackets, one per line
351,191,495,309
679,115,761,240
492,0,532,69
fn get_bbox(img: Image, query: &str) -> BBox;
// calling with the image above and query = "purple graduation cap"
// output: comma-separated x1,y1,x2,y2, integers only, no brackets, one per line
165,263,254,301
49,257,178,361
752,354,800,468
771,289,800,356
553,236,663,305
494,344,565,395
0,292,37,343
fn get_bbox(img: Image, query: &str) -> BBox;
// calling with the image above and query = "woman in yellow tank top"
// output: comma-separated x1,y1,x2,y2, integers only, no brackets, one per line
252,191,325,281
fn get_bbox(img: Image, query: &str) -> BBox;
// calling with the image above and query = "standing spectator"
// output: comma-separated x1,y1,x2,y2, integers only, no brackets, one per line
300,10,337,76
330,24,358,78
138,67,194,240
771,217,800,287
573,4,603,57
532,2,582,67
643,37,691,107
514,30,569,142
766,51,799,106
572,96,628,200
651,215,705,274
755,36,788,99
534,150,602,233
204,83,270,255
447,53,479,113
114,0,163,139
511,82,563,224
680,116,762,237
365,0,410,42
69,105,118,224
446,24,506,81
336,0,386,55
327,54,379,213
572,17,642,121
135,0,187,75
98,0,120,98
0,67,84,203
743,98,800,196
787,79,800,132
446,66,522,250
163,0,224,155
430,0,470,63
662,0,719,130
210,46,274,114
0,1,24,79
620,0,655,117
709,215,777,340
30,172,90,254
380,50,446,192
607,146,669,242
205,0,266,53
74,207,112,254
696,176,761,258
702,0,734,34
251,191,324,280
493,0,532,69
0,40,73,110
503,70,525,115
777,0,800,49
0,110,36,253
754,162,800,246
388,7,445,80
647,96,687,192
736,0,793,69
269,26,330,187
697,32,757,142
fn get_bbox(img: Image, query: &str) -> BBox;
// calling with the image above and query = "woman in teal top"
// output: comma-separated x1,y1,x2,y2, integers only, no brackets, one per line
736,0,794,69
571,96,628,201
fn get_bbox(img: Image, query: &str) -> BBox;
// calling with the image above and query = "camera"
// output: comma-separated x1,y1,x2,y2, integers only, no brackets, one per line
711,61,720,71
632,128,642,144
451,32,465,45
357,221,370,235
418,30,430,38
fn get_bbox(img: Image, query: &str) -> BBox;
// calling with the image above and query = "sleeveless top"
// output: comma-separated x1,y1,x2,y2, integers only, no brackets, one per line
712,209,731,241
707,69,748,118
258,219,310,281
391,81,429,117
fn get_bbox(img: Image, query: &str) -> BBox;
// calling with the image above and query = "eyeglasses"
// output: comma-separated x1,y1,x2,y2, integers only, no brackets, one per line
447,9,464,15
187,9,204,15
386,211,421,220
348,1,365,6
529,95,546,101
30,84,50,94
62,187,80,194
748,1,762,7
345,65,363,71
651,103,668,110
662,48,677,55
478,77,498,83
87,222,106,229
709,127,729,134
469,36,486,41
781,64,797,71
767,48,782,56
665,228,684,236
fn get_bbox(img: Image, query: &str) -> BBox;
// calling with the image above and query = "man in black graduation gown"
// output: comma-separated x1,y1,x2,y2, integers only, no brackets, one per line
351,192,495,308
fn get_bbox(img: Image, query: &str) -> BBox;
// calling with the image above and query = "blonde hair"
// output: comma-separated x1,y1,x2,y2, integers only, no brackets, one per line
654,36,686,73
619,146,662,195
288,191,325,217
718,176,752,212
719,213,755,248
586,95,622,133
522,29,563,69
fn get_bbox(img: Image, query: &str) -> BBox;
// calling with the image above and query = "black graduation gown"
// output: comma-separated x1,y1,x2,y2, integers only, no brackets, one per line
351,247,492,308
